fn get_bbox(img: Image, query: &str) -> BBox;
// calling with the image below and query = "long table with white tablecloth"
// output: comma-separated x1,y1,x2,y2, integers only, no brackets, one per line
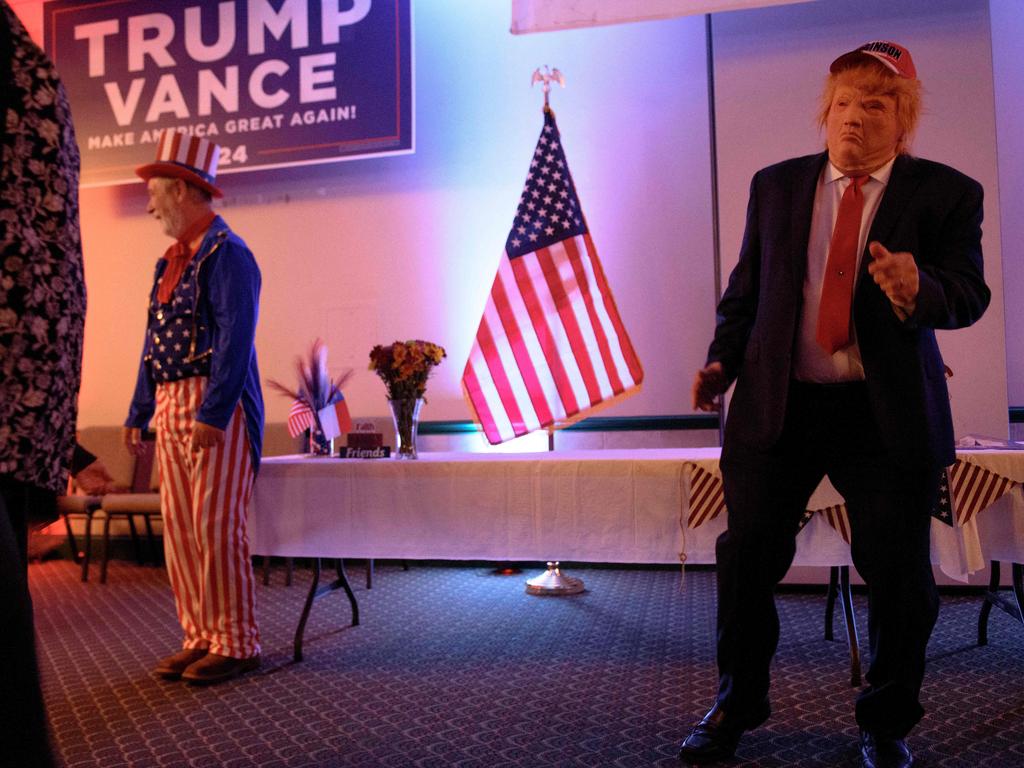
249,447,1024,582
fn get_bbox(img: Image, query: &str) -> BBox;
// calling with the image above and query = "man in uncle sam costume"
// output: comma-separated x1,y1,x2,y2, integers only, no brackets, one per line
683,41,989,768
124,129,265,685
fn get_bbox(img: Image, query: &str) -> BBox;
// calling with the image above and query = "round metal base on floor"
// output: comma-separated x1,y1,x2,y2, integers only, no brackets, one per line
525,561,584,595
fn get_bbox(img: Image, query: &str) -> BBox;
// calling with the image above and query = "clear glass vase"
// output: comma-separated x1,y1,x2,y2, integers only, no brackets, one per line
308,423,332,456
388,398,424,459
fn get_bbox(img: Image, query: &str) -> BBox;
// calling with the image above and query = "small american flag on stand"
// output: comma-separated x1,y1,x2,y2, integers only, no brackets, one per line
462,107,643,444
286,399,314,438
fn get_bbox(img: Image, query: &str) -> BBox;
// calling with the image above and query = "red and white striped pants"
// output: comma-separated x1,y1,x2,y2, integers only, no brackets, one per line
154,377,260,658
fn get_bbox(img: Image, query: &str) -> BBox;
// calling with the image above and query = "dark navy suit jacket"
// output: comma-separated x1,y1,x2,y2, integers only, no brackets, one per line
709,151,990,469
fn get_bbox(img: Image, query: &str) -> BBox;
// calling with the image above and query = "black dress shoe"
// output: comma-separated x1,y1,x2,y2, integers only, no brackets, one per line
678,699,771,764
860,730,913,768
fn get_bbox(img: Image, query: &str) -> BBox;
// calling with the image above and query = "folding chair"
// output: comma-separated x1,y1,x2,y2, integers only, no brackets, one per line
98,432,161,583
56,494,103,581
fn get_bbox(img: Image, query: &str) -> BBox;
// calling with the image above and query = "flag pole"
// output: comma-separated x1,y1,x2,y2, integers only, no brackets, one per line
705,14,727,442
525,428,585,595
523,67,585,597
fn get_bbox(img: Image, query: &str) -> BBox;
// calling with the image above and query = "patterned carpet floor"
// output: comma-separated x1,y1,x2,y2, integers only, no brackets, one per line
27,559,1024,767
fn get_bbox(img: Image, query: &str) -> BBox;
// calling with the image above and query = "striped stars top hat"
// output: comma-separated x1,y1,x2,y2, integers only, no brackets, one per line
136,129,223,198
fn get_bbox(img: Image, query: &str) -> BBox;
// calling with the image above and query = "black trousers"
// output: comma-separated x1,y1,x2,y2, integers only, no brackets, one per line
716,381,940,738
0,476,57,767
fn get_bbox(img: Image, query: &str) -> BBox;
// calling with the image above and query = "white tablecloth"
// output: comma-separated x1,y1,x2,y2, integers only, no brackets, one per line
249,448,1024,581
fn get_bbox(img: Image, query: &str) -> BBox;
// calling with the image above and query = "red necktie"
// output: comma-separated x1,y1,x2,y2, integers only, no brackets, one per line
816,175,868,354
156,212,216,304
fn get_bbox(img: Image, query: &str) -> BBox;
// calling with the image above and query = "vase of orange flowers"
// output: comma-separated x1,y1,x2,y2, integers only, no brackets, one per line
386,397,424,459
369,340,446,459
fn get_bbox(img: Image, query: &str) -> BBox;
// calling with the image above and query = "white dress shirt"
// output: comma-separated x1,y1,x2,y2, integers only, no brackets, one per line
793,157,896,383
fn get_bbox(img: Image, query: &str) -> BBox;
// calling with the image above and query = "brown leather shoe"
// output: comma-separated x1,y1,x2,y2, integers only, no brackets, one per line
154,648,208,680
181,653,260,686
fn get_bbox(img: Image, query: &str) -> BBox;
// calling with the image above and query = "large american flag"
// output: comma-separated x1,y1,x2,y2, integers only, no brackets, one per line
462,108,643,443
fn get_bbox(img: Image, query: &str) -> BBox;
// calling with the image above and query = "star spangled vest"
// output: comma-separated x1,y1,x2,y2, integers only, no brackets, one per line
144,231,226,383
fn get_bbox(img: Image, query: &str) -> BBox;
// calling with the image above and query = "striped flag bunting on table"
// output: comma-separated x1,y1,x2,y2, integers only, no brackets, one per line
684,471,851,544
948,459,1017,526
931,466,954,525
462,107,643,444
818,504,852,544
685,461,1014,539
317,396,353,441
286,399,314,438
686,464,726,528
795,506,850,543
797,508,815,532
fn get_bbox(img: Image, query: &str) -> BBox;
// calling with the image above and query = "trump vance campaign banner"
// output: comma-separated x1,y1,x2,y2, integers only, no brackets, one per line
44,0,413,188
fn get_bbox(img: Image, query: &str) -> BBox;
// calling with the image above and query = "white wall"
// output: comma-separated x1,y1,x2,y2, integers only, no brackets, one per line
990,0,1024,407
712,0,1009,438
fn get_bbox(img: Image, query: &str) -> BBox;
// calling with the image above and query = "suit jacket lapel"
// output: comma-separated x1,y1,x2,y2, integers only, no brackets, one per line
861,154,923,275
789,152,828,289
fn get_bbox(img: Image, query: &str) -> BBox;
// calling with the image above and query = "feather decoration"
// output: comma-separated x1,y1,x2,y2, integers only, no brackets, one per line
267,339,354,428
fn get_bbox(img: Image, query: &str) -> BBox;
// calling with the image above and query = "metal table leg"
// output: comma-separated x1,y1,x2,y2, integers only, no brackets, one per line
978,560,1024,646
824,566,839,641
1016,563,1024,617
294,557,360,662
838,565,861,687
824,565,861,687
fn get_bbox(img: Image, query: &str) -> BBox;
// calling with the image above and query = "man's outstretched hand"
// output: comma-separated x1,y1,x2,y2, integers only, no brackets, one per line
692,362,727,412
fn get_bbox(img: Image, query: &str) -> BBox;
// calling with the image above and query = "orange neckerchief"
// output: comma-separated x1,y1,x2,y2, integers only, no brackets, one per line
156,212,216,304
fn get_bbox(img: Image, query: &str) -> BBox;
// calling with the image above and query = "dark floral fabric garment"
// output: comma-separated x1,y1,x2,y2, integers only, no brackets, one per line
0,2,85,494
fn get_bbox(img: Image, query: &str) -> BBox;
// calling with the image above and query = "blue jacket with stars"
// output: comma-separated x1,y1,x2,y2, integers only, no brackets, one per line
126,216,264,473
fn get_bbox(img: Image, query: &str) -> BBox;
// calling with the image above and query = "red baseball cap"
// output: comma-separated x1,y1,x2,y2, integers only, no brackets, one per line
830,40,917,80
